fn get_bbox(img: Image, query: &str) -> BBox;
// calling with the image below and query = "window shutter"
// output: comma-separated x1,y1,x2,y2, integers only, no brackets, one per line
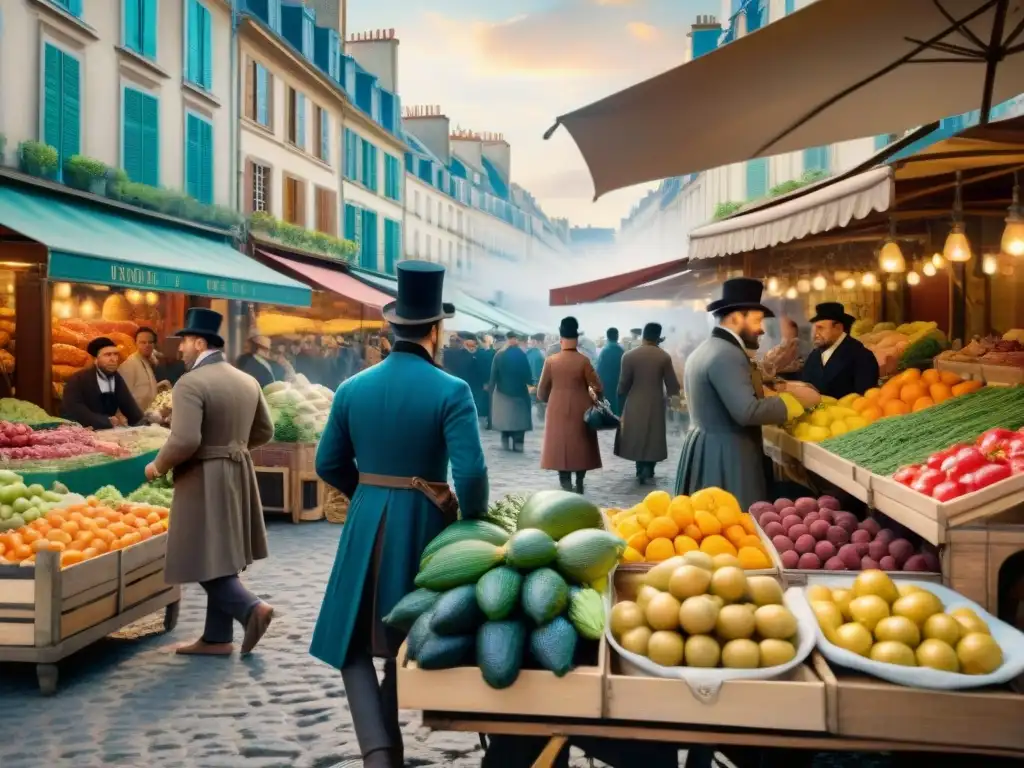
244,61,255,120
186,114,200,199
186,0,200,83
746,158,767,199
69,0,83,15
297,179,307,226
296,93,306,149
243,159,255,215
43,45,62,154
61,54,81,164
344,203,358,242
199,118,213,204
320,109,329,162
125,0,141,51
201,4,212,88
142,0,158,58
123,88,143,182
141,92,160,186
255,65,268,126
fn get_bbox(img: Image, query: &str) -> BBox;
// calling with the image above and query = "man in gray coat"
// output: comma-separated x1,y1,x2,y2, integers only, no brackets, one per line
615,323,680,484
674,279,815,510
145,308,276,657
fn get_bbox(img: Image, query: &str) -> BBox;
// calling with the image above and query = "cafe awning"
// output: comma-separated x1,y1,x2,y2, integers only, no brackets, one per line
595,268,724,303
260,251,391,309
549,258,690,306
0,183,311,306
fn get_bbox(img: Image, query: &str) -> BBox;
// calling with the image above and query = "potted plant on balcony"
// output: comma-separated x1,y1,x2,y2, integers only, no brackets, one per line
104,167,129,200
18,140,59,179
64,155,109,194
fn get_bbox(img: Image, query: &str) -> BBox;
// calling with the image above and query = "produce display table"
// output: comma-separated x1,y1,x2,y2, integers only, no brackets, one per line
251,441,325,523
0,535,180,694
16,450,158,497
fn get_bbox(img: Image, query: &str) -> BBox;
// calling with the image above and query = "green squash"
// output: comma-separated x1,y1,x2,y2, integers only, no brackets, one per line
383,588,439,633
419,519,510,569
504,528,557,569
415,540,506,591
476,566,523,621
521,568,569,625
555,528,626,584
430,584,485,635
530,616,578,677
417,633,475,670
516,490,603,540
477,620,526,689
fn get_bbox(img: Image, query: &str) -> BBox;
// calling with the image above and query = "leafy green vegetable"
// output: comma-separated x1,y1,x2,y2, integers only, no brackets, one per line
94,485,124,504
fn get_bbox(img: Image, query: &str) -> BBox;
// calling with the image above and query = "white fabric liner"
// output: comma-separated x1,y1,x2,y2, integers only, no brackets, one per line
688,166,894,261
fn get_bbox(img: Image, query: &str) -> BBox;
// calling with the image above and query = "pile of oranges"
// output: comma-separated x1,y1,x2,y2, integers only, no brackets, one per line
847,367,982,420
607,488,773,570
0,498,169,569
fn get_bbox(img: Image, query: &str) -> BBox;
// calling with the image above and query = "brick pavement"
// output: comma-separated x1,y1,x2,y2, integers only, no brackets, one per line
0,420,686,768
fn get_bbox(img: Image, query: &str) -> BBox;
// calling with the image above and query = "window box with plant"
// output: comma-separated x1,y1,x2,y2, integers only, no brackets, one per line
249,211,357,261
18,140,60,179
64,155,108,194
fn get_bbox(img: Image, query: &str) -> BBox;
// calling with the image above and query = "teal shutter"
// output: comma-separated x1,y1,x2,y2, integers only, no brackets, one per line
124,0,141,52
200,4,212,88
384,219,399,274
785,0,795,13
123,88,144,182
61,54,81,165
186,1,200,83
360,209,377,269
142,0,158,58
746,158,767,199
295,93,305,149
199,118,213,204
69,0,83,16
43,45,62,154
343,129,357,179
141,92,160,185
185,114,200,199
320,109,329,162
874,134,889,150
255,65,269,126
803,146,830,173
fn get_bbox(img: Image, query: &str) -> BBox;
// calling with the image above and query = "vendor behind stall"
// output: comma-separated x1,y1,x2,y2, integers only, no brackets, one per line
61,337,145,429
800,302,880,399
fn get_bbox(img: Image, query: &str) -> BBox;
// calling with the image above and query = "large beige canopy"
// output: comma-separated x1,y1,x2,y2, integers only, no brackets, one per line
547,0,1024,198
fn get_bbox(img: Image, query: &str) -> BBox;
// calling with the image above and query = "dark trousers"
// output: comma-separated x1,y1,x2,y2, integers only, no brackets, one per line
501,431,525,450
342,655,402,766
636,461,656,479
200,574,260,644
558,471,586,491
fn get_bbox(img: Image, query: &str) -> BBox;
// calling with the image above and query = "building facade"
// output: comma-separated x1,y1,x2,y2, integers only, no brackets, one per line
0,0,235,207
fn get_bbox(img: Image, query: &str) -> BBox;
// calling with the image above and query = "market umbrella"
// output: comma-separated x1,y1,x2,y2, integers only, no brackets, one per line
545,0,1024,199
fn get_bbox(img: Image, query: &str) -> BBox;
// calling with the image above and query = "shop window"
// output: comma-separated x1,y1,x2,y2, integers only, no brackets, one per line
313,105,329,163
185,0,213,90
283,173,306,226
343,128,358,180
315,186,337,236
42,43,81,176
361,139,378,192
246,160,271,214
384,153,402,201
124,0,158,59
244,61,273,128
185,112,213,205
123,86,160,186
287,88,306,149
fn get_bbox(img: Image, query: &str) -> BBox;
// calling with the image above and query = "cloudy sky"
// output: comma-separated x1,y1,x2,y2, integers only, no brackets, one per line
347,0,720,228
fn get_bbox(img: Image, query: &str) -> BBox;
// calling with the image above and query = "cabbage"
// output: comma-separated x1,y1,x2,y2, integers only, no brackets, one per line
264,382,290,396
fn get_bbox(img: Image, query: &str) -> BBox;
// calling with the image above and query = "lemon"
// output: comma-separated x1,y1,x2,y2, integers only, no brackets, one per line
830,420,849,437
844,416,868,430
805,426,831,442
809,410,831,428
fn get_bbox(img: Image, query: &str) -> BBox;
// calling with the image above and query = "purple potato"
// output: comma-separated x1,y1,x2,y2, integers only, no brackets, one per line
774,498,795,513
749,501,776,521
888,538,915,567
824,556,847,571
902,554,933,572
803,511,821,526
764,521,786,538
780,507,799,521
854,542,870,557
826,526,850,546
878,555,897,571
838,544,862,570
794,497,819,515
788,524,810,541
818,495,841,511
808,519,830,541
835,515,859,534
781,515,803,533
859,518,882,537
920,551,941,572
797,552,822,570
851,529,872,544
772,535,795,553
814,540,836,561
861,557,880,571
759,510,782,527
874,529,896,544
794,534,816,555
868,539,889,562
781,549,800,569
817,510,835,524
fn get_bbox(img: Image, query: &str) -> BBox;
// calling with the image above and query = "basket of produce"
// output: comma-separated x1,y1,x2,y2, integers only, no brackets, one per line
606,488,776,573
802,571,1024,690
263,377,332,443
606,556,816,699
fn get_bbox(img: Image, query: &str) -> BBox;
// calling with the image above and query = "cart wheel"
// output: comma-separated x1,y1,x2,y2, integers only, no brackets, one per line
164,600,181,632
36,664,58,696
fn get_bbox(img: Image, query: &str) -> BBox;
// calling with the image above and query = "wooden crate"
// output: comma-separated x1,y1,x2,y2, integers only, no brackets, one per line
293,472,325,523
253,442,321,523
255,467,290,515
762,426,803,464
397,637,606,719
802,445,870,503
943,511,1024,619
812,652,1024,752
0,535,181,694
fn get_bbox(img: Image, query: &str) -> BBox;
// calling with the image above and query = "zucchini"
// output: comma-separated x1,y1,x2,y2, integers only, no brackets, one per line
415,540,506,591
406,608,436,662
517,490,603,540
430,584,485,635
476,566,523,621
555,529,626,584
504,528,557,569
567,587,605,640
521,568,569,625
477,621,526,689
420,519,510,569
383,588,439,632
529,616,578,677
417,633,475,670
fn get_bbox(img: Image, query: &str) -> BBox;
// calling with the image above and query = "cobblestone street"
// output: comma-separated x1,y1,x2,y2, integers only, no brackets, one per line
0,420,687,768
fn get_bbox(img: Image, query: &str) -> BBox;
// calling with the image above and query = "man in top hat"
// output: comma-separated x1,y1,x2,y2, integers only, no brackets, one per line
798,302,879,400
144,308,276,657
675,278,817,510
616,323,681,484
61,337,146,429
235,334,285,389
488,330,534,452
310,261,488,768
596,327,625,416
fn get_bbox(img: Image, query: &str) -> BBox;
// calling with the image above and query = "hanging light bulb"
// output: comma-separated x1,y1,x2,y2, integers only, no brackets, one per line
812,273,827,291
1001,170,1024,256
923,262,937,277
784,286,798,299
907,270,921,286
983,254,998,275
861,272,877,287
54,282,72,300
886,279,898,291
932,252,945,268
943,171,973,262
767,276,779,293
878,220,906,273
796,278,811,293
841,276,857,290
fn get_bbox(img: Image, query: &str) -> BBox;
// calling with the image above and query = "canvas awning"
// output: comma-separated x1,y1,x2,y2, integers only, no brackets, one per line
595,268,724,303
546,0,1024,198
549,258,689,306
0,183,311,306
260,251,391,309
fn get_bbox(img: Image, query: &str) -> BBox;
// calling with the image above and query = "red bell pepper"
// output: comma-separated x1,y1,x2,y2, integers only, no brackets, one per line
911,468,946,495
940,446,987,476
972,462,1012,490
927,445,963,471
1010,457,1024,475
893,465,922,486
977,427,1017,453
976,428,1024,462
932,480,966,502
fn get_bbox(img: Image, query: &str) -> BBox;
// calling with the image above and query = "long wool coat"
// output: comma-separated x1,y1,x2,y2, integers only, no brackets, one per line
489,345,533,433
154,352,274,585
310,344,489,670
537,349,602,472
615,343,681,463
595,342,625,416
674,328,788,510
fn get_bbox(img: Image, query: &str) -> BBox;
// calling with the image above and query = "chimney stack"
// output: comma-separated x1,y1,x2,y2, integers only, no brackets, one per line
346,27,400,92
402,105,451,164
688,14,721,60
303,0,345,40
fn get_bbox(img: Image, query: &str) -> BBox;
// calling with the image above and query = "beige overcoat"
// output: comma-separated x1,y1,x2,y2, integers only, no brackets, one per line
153,352,275,584
119,352,158,411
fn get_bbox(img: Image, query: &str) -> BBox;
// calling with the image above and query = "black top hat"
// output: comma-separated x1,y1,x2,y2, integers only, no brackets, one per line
87,336,118,358
642,323,664,343
706,277,775,318
559,316,580,339
456,330,477,341
382,261,455,326
606,327,619,342
630,328,642,336
494,333,508,342
810,302,856,328
530,332,546,342
174,307,224,346
504,331,518,340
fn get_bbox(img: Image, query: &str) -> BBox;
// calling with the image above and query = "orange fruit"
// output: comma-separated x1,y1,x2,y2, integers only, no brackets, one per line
626,532,650,553
108,522,130,537
738,534,763,549
21,529,41,544
622,546,644,563
81,547,99,560
13,545,32,560
921,369,941,385
150,522,166,536
146,512,161,525
700,534,737,557
91,516,109,529
673,534,699,554
738,547,772,570
121,532,142,547
60,551,85,568
156,508,169,520
900,383,927,405
912,396,934,412
850,397,868,413
883,399,910,417
60,520,80,536
694,510,722,537
738,513,757,535
46,529,72,545
724,525,747,546
861,404,883,423
94,529,116,545
939,371,962,387
645,537,675,562
122,513,138,527
667,496,695,530
683,523,703,543
138,526,153,541
646,516,679,540
91,538,109,554
929,383,952,404
31,538,58,553
863,387,882,401
952,380,984,397
45,512,66,526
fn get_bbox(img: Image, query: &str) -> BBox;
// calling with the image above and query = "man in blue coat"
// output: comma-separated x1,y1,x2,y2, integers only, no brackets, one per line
595,327,625,416
310,261,489,768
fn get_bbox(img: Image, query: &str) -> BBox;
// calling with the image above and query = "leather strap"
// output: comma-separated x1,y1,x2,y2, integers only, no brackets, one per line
194,441,249,462
359,472,459,524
